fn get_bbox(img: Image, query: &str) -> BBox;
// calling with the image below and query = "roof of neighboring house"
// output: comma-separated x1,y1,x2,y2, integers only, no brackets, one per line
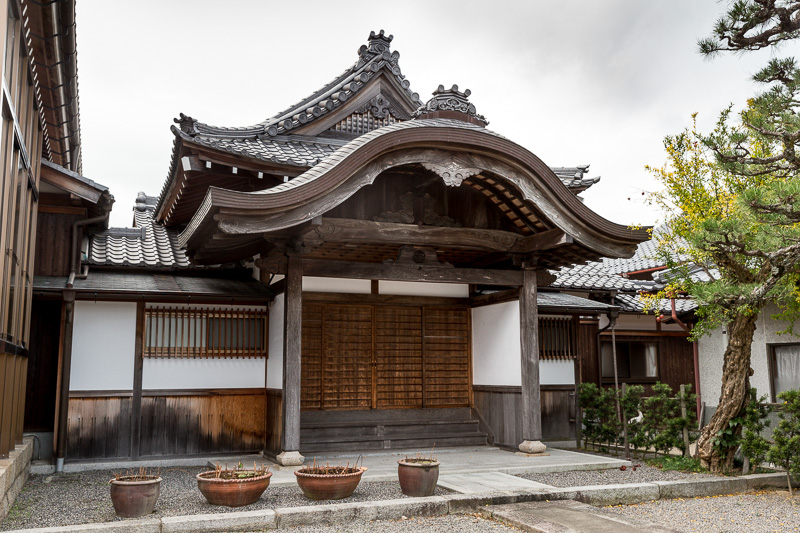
537,291,619,312
552,225,699,315
88,193,191,269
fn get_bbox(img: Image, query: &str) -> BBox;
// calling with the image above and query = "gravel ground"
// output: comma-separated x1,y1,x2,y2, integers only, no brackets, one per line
0,467,451,531
517,462,722,487
596,491,800,532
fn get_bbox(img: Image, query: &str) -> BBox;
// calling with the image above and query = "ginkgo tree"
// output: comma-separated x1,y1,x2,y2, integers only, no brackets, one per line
647,0,800,471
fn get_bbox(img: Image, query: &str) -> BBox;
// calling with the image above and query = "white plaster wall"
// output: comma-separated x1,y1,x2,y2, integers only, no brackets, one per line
143,359,265,389
379,281,468,298
267,294,284,389
71,301,136,391
472,301,521,386
303,276,371,294
599,313,685,332
471,303,576,386
698,303,800,406
540,360,575,385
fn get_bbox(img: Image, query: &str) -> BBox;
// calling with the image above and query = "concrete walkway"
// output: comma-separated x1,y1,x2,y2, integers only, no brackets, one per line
485,500,682,533
214,446,630,486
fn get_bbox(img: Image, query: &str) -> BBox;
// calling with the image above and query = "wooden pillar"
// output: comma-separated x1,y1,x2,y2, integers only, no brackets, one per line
54,290,75,471
130,302,144,459
519,268,546,453
0,354,15,458
14,355,27,444
277,255,304,466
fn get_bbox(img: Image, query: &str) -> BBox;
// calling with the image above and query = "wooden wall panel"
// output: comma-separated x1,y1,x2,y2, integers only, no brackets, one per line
423,307,470,408
66,396,132,460
34,212,83,277
67,390,266,460
300,304,323,410
578,321,600,386
375,306,422,409
658,336,695,393
473,385,575,449
24,299,61,432
265,389,283,457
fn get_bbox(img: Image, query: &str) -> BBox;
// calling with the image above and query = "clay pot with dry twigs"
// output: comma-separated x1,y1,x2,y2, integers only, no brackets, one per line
196,462,272,507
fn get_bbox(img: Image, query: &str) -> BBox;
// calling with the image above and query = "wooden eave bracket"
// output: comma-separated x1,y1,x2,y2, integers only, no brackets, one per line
40,163,104,204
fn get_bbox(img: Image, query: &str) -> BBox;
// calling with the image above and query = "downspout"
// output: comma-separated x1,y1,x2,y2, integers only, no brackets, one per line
67,195,112,287
661,299,701,416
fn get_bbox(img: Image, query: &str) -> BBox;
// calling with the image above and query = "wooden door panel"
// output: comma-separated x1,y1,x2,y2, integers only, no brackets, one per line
423,307,471,407
375,306,422,409
301,302,471,411
321,305,373,410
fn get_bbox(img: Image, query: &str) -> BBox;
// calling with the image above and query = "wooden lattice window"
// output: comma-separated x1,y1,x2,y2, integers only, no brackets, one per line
539,316,576,360
144,307,267,358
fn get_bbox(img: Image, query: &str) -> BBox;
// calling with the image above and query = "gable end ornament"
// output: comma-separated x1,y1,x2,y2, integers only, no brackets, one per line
422,161,481,187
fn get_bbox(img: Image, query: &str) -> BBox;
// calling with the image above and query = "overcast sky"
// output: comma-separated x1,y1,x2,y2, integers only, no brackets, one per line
74,1,797,228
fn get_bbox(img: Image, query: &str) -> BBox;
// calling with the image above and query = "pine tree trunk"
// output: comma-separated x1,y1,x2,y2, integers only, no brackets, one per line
696,312,759,472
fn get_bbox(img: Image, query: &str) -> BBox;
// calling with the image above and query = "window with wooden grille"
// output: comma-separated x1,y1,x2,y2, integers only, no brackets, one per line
539,316,577,360
144,307,267,358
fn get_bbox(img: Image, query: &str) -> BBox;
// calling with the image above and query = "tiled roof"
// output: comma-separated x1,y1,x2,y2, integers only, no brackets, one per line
552,225,699,314
34,273,271,298
88,193,191,268
537,291,619,312
180,133,344,168
550,166,601,191
615,294,697,314
551,263,654,292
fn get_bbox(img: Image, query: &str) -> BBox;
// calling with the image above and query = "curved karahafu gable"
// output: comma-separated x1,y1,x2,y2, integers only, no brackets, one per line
178,118,648,266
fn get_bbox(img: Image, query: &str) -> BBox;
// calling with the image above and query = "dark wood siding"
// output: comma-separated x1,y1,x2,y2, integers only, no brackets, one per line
34,212,83,276
473,384,576,448
264,388,282,457
578,320,599,385
24,299,61,432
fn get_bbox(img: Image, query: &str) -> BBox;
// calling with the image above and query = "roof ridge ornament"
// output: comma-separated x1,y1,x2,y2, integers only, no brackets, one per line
359,29,394,58
174,113,198,136
414,84,488,126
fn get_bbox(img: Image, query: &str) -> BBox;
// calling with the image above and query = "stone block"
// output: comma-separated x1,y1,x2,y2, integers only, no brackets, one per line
1,518,162,533
275,497,447,529
654,477,748,499
162,509,277,532
744,472,797,490
445,493,493,513
572,483,660,505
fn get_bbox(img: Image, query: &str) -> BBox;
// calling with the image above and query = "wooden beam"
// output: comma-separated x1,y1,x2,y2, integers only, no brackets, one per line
304,292,470,307
302,218,524,252
37,205,87,216
40,163,104,204
300,258,523,286
470,288,520,308
519,228,573,254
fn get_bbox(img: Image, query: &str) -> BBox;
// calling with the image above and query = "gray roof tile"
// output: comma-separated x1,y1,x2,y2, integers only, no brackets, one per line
88,193,191,269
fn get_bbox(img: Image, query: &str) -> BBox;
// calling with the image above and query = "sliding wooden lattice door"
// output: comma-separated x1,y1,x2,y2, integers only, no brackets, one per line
301,302,470,411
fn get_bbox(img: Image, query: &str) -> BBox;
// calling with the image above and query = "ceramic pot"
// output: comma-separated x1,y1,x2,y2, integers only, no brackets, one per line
109,475,162,518
397,459,439,497
196,470,272,507
294,466,367,500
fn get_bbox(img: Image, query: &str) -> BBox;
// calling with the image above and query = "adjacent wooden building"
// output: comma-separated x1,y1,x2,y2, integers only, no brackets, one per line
0,0,82,462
